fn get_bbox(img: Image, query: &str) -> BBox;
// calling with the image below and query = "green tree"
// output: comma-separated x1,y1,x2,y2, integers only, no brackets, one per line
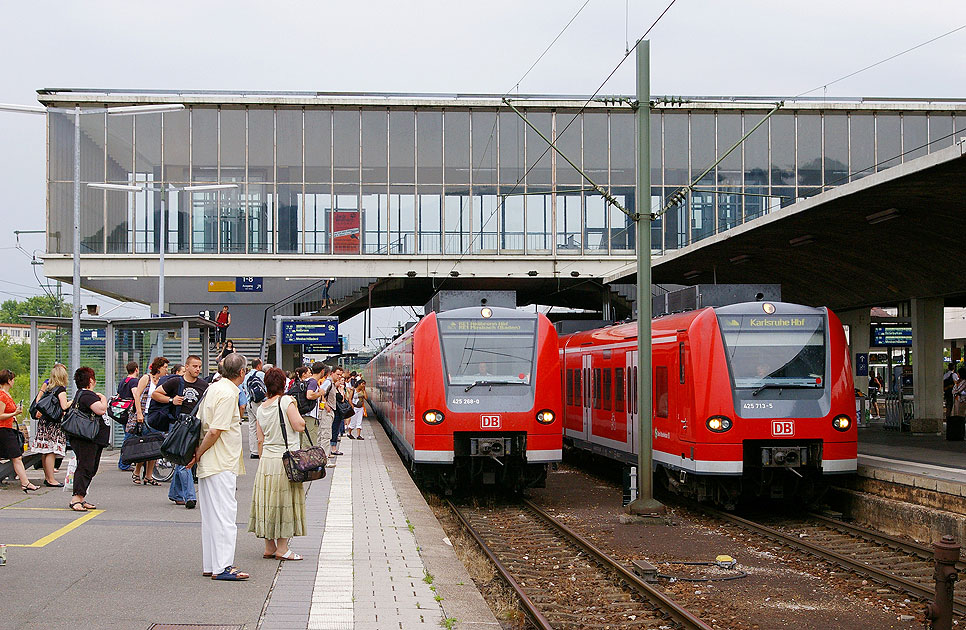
0,295,71,325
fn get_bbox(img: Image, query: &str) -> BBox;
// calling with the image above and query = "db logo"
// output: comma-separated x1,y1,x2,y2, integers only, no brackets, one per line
481,415,501,429
772,420,795,437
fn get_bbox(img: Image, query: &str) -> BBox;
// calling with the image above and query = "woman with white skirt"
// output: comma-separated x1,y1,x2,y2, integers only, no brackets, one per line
347,380,367,440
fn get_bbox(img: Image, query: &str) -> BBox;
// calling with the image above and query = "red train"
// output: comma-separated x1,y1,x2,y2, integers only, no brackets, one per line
366,305,562,492
560,301,857,508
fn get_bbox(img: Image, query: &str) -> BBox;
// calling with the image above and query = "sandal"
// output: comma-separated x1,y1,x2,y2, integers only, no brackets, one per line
132,473,142,485
143,478,160,486
69,502,87,512
275,550,303,561
212,566,250,581
81,502,96,510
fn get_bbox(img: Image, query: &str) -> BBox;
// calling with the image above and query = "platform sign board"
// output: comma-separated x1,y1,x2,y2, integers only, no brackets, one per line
870,323,912,347
80,329,106,346
281,321,338,345
855,353,869,377
303,341,342,355
236,277,263,292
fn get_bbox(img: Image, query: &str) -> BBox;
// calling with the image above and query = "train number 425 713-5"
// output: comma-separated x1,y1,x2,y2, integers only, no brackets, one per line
742,402,774,410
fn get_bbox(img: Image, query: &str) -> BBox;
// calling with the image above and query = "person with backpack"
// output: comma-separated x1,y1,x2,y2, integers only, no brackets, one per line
243,358,266,459
131,357,170,485
299,362,326,449
116,361,141,473
153,355,208,509
285,367,317,449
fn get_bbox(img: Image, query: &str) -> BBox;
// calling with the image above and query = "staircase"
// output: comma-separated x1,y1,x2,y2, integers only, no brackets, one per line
185,338,264,371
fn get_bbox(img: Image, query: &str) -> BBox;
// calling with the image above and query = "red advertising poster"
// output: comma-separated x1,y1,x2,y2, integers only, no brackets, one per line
332,211,361,254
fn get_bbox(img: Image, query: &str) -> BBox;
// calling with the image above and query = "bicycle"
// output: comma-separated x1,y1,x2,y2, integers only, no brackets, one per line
152,457,175,483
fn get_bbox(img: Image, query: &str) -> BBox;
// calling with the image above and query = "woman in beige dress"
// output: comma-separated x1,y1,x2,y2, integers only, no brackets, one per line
248,367,307,560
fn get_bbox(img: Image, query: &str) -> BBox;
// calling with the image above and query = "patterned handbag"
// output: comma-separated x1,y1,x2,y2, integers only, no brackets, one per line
278,399,327,483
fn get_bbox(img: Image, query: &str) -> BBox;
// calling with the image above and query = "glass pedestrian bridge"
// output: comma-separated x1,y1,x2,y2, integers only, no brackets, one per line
41,89,966,262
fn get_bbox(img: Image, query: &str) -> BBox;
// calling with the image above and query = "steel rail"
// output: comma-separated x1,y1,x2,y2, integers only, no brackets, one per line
808,512,966,572
446,500,554,630
522,499,714,630
701,506,965,616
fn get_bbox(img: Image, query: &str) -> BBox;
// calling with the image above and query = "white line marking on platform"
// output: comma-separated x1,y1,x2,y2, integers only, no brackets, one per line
859,454,966,477
309,439,353,630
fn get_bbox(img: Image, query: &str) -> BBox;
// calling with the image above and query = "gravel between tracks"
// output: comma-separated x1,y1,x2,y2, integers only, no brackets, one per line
525,463,926,630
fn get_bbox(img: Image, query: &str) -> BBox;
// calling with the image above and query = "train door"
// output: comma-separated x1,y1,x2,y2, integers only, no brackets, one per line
626,349,638,455
675,338,694,442
581,353,592,441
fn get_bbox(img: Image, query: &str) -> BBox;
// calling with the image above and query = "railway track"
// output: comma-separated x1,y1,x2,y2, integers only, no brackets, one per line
699,505,964,616
447,498,712,630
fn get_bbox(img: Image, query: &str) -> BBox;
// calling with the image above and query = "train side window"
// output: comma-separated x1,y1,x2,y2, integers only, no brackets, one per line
593,368,601,409
566,369,573,406
655,366,669,418
679,342,686,384
602,369,612,411
574,369,582,406
615,367,624,412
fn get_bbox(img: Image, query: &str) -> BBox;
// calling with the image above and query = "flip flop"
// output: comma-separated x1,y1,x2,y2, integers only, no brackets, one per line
262,553,277,559
81,502,96,510
275,550,303,561
212,566,250,581
69,502,87,512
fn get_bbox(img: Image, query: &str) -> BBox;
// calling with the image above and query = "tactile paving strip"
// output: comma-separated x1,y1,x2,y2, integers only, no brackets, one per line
147,625,244,630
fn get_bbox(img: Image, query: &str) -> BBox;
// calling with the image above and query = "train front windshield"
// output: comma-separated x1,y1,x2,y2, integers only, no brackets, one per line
438,318,536,386
718,313,826,389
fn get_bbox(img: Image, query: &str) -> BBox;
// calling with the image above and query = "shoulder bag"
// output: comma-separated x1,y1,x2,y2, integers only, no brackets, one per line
11,419,26,453
146,378,184,432
32,389,65,424
61,395,101,442
278,398,327,483
160,388,208,466
334,389,354,420
120,423,164,464
107,396,135,425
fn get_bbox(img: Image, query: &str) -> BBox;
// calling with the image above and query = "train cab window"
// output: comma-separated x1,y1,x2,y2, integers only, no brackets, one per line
602,369,612,411
615,367,625,412
574,369,582,406
566,368,573,406
654,366,669,418
593,368,601,409
437,316,536,386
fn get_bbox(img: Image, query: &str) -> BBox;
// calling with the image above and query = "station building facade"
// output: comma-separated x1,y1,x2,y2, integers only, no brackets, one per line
38,90,966,335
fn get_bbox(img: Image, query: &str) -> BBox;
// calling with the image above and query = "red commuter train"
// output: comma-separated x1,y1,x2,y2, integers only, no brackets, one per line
560,301,857,508
366,305,562,492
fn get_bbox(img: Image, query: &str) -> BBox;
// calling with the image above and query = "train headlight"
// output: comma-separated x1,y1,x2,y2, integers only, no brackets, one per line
536,409,556,424
422,410,445,425
706,415,733,433
481,307,492,318
832,415,852,431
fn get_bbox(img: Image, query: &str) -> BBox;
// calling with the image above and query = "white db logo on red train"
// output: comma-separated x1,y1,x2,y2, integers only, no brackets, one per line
481,415,501,429
772,420,795,437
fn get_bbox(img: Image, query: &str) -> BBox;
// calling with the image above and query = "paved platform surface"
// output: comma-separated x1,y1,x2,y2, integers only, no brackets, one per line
0,414,498,630
857,422,966,489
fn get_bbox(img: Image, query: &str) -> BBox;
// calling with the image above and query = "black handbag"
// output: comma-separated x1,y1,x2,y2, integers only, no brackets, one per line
33,389,64,423
334,391,354,420
12,419,26,453
278,399,327,483
160,389,207,466
120,424,164,464
61,397,100,442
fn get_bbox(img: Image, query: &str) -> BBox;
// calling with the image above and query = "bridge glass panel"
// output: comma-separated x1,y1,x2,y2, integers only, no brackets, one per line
49,112,76,183
80,186,104,254
525,112,553,188
163,110,189,183
610,190,634,252
362,110,388,184
611,111,635,186
277,109,303,184
416,111,443,185
133,187,157,254
304,185,330,254
47,182,71,254
134,113,160,187
390,185,416,254
471,111,497,187
876,113,901,171
556,193,581,254
501,192,524,252
927,113,953,152
717,112,742,232
444,193,471,254
190,189,218,253
585,193,608,251
823,112,849,189
220,108,246,172
104,112,132,184
689,190,714,243
903,113,927,161
850,112,875,180
690,113,715,187
663,111,688,186
444,111,470,185
333,110,361,183
743,111,769,221
304,109,332,184
418,194,442,254
555,110,582,187
583,112,608,189
191,108,218,184
499,111,525,186
526,190,552,253
663,191,687,250
277,183,302,254
770,112,795,188
389,110,415,185
650,190,663,254
228,186,253,254
797,112,822,191
474,192,499,252
337,190,364,255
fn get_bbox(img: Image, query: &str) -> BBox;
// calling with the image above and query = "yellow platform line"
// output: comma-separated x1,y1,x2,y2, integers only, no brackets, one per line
1,508,104,547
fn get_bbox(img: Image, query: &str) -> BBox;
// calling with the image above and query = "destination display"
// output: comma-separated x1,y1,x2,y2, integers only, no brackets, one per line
281,320,338,345
870,323,912,347
439,319,533,334
719,315,821,331
303,341,342,355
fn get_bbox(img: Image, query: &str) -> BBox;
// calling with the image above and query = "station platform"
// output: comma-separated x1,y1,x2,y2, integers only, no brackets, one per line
0,414,498,630
857,422,966,491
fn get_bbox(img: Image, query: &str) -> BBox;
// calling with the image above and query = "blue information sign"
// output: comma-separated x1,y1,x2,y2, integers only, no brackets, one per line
282,320,338,345
870,324,912,347
80,329,106,346
302,342,342,355
855,353,869,377
236,277,263,292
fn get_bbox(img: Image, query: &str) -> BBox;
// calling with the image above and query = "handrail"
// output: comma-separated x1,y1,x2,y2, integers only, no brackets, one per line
259,278,329,361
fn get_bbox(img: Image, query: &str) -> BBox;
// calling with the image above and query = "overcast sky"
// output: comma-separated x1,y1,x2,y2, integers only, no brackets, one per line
1,1,964,348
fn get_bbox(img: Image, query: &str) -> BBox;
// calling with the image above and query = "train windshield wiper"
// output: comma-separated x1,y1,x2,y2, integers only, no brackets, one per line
464,380,526,392
751,382,819,397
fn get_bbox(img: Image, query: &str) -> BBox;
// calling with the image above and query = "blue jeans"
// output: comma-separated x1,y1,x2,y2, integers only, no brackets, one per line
330,416,343,449
168,465,196,502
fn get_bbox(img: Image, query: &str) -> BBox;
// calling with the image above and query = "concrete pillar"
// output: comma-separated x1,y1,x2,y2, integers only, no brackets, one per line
911,297,944,433
837,307,871,394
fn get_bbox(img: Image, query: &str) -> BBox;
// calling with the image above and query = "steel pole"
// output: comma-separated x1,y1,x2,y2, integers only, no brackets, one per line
71,106,81,384
628,40,663,515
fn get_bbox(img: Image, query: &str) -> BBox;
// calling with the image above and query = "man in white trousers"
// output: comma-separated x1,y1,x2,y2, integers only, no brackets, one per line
188,352,248,581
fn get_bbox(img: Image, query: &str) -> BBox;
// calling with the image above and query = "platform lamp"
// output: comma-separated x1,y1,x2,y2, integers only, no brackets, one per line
89,182,237,356
0,102,184,384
